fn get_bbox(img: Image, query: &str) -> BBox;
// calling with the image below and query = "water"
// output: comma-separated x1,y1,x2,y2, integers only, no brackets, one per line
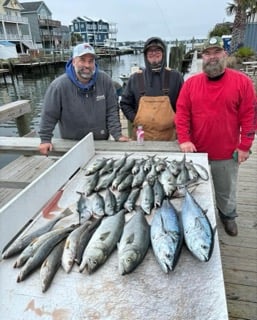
0,53,145,168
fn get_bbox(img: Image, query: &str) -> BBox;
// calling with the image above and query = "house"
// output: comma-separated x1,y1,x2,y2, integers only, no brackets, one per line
20,1,69,50
244,16,257,52
70,16,117,47
0,0,34,55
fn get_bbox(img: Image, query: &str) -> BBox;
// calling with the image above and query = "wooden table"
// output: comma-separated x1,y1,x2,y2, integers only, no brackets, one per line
0,133,229,320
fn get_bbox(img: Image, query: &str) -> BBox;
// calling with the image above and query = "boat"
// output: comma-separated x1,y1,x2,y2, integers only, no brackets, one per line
119,64,140,86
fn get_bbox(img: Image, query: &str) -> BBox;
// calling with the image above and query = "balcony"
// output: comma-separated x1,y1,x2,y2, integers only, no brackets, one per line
38,18,61,28
0,14,28,24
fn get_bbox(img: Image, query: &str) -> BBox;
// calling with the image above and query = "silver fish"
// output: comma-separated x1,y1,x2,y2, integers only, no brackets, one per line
89,192,105,217
131,165,146,188
99,158,115,176
75,218,102,265
82,171,99,196
124,188,141,212
119,157,136,174
117,174,133,192
131,159,145,175
150,199,183,273
115,189,131,211
79,209,125,273
61,221,93,273
181,189,215,262
2,208,72,259
104,188,117,216
191,162,209,181
84,157,109,176
40,240,65,293
112,171,129,190
17,225,75,282
95,169,117,191
113,153,132,172
159,168,177,197
118,207,150,275
153,178,165,208
140,181,154,215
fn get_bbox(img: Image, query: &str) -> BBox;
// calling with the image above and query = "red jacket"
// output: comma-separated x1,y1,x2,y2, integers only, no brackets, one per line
175,68,256,160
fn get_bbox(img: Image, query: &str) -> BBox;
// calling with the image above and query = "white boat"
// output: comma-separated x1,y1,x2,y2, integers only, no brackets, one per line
119,64,140,85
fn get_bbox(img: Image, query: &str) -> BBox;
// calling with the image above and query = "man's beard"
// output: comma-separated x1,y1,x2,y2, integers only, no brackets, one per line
203,57,226,78
76,67,94,80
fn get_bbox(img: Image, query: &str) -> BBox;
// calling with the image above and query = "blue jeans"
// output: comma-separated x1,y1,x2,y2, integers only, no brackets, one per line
209,159,239,219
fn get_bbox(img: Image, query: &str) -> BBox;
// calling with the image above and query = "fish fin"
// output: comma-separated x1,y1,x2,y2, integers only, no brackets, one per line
99,231,110,241
125,233,135,244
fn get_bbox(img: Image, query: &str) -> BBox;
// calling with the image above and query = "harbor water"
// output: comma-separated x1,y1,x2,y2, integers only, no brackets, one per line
0,53,145,168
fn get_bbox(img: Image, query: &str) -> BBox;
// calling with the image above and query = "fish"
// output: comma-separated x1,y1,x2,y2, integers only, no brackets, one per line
82,171,99,196
115,189,131,211
181,189,215,262
94,169,117,191
119,157,136,174
118,207,150,275
150,199,183,273
191,162,209,181
117,174,133,191
111,171,129,190
89,192,105,217
140,181,154,215
17,225,76,282
61,220,93,273
2,208,72,259
75,218,102,265
153,178,165,208
79,209,125,274
131,159,145,175
124,188,141,212
159,168,177,197
104,188,117,216
131,164,146,188
112,153,132,172
84,157,109,176
99,158,115,176
40,240,65,293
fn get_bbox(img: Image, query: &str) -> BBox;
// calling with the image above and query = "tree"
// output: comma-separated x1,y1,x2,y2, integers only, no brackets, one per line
226,0,257,52
71,33,83,46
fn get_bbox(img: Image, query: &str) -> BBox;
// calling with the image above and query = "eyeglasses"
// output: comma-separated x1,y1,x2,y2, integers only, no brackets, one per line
147,48,162,56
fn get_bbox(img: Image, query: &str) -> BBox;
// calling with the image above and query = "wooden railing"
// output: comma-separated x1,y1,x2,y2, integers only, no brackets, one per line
0,100,31,136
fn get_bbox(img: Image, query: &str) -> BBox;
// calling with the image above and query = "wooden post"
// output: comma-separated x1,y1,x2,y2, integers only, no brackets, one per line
0,100,32,137
15,114,31,136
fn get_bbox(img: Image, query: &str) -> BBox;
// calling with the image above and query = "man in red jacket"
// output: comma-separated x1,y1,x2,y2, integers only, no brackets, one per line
175,36,256,236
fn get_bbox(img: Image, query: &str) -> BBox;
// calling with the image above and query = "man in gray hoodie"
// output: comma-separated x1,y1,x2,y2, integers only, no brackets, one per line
120,37,184,141
39,43,129,155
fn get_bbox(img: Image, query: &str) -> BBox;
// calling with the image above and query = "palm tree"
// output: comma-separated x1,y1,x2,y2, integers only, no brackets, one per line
226,0,257,52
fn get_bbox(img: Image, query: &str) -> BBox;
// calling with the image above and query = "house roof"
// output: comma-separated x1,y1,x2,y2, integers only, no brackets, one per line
20,1,45,12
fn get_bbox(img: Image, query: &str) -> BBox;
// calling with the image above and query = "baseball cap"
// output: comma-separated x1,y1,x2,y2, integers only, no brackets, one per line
144,40,165,53
73,43,96,58
202,36,224,52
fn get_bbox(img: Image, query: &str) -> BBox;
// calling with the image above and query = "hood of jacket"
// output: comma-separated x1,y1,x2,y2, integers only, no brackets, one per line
143,37,167,73
65,58,98,92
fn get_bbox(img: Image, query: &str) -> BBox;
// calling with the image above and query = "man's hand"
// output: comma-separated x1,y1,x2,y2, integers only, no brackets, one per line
117,135,131,142
179,141,197,153
235,149,251,164
39,142,53,155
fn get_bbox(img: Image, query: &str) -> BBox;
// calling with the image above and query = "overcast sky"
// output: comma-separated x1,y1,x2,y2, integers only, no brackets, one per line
21,0,234,41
